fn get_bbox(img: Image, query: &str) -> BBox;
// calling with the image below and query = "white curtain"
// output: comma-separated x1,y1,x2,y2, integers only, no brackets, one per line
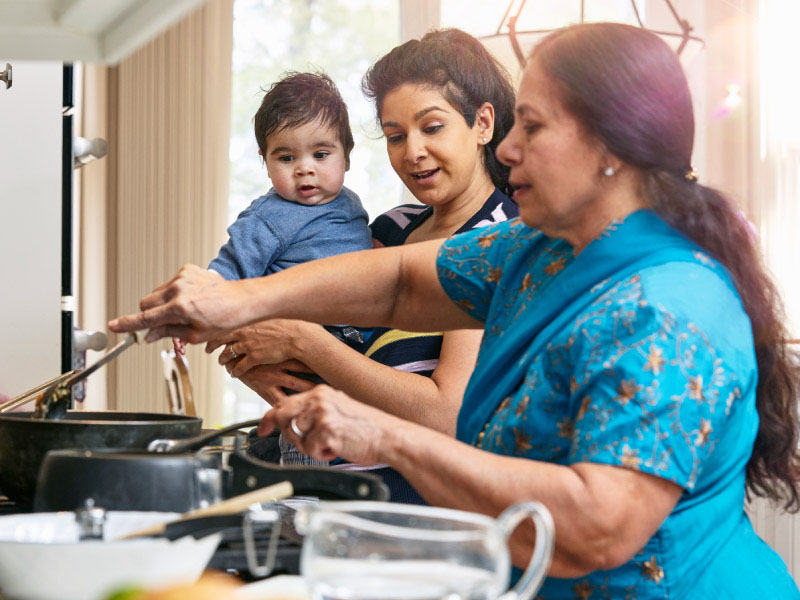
78,0,233,425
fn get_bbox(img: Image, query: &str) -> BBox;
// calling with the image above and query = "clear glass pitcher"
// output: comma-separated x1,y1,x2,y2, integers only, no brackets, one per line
294,501,554,600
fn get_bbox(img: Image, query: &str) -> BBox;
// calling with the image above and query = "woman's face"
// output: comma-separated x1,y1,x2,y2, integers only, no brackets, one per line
380,84,489,207
496,60,608,235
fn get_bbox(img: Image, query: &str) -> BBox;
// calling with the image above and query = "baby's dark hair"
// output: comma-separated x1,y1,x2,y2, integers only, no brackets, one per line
254,71,354,166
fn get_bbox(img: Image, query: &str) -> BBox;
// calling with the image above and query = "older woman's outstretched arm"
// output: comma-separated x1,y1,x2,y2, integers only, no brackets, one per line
109,240,482,342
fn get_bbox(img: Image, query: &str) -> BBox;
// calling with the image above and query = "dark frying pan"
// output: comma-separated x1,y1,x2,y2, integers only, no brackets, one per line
0,410,202,505
34,422,390,512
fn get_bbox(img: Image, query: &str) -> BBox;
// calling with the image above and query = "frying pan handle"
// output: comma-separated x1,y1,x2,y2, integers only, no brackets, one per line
148,418,261,453
228,450,390,501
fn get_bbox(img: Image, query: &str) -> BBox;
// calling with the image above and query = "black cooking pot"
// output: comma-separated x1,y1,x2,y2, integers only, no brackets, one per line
0,411,202,505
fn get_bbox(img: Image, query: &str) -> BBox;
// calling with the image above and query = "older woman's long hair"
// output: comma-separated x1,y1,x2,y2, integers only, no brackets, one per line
533,22,800,510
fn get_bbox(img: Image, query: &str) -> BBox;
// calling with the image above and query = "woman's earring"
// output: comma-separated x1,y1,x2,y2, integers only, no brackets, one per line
481,137,488,143
603,166,614,177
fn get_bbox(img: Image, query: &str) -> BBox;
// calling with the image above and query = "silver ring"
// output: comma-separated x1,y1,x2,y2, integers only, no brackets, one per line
229,346,238,359
290,416,305,438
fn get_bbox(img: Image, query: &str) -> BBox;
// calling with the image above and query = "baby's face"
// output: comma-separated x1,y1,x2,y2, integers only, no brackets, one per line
264,119,347,206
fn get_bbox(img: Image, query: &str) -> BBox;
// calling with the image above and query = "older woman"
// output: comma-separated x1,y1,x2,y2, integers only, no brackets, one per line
112,23,800,596
206,29,518,497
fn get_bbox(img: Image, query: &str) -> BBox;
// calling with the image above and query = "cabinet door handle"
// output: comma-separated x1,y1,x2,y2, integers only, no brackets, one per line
0,63,11,89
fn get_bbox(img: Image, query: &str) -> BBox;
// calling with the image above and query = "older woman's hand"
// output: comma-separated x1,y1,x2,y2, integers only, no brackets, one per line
233,360,316,403
207,319,318,377
258,385,393,465
109,265,250,342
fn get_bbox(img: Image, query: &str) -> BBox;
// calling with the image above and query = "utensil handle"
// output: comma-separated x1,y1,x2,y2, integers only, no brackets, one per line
148,418,261,453
64,330,147,389
1,370,78,413
117,480,293,540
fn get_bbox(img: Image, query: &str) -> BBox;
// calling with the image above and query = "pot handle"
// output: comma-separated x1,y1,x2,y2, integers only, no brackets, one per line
496,501,555,600
148,418,261,453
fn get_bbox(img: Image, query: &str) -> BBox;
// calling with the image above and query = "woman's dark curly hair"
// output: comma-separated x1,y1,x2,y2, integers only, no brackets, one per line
533,22,800,510
362,28,516,196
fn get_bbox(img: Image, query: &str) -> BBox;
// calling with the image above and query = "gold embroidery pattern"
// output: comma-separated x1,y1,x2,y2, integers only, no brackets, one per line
545,256,567,275
572,580,595,600
437,222,552,322
641,556,665,584
438,222,573,339
486,266,503,284
477,230,499,248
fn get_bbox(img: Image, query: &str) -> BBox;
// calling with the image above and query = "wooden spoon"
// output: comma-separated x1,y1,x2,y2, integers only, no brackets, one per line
116,480,293,541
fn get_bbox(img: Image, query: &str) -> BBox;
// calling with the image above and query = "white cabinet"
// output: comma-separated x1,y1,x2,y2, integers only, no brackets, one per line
0,61,63,397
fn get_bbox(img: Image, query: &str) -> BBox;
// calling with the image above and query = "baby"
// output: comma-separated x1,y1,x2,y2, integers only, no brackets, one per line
174,72,371,355
210,71,371,279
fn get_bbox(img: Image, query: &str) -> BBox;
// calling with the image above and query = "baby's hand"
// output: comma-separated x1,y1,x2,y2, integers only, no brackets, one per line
172,337,187,356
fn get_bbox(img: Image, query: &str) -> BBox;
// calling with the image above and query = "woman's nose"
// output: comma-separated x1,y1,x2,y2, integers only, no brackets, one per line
496,128,520,167
403,133,427,164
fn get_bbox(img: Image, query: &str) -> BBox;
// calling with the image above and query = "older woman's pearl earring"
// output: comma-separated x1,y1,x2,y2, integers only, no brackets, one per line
481,137,488,143
603,166,615,177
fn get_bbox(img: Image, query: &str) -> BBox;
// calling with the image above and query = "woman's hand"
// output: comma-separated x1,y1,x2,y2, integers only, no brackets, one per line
108,266,250,342
207,319,316,377
258,385,396,465
233,360,316,403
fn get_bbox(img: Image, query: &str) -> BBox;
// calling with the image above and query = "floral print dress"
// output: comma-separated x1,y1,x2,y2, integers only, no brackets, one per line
436,210,798,599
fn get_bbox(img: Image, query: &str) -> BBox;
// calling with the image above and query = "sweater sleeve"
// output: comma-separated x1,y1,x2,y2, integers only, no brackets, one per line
208,206,284,280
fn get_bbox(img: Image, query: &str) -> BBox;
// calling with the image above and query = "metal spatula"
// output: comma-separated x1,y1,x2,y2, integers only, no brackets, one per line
32,330,149,420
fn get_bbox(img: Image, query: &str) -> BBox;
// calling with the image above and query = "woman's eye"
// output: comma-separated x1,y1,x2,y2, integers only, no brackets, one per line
423,124,443,135
523,123,541,135
386,134,404,145
313,151,329,160
279,155,294,162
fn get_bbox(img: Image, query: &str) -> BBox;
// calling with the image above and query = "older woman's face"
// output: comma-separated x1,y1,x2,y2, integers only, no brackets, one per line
380,84,487,207
497,60,607,235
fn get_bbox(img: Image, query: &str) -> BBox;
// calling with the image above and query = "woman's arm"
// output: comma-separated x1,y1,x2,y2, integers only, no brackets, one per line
110,241,481,342
261,388,682,578
219,320,481,434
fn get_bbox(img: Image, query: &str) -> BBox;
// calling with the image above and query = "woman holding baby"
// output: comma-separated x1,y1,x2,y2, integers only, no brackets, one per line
208,29,519,501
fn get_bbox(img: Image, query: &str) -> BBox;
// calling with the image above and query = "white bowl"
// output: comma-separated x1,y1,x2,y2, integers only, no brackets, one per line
0,511,222,600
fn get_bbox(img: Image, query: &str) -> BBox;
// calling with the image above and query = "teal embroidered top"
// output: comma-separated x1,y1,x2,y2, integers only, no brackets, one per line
436,210,798,599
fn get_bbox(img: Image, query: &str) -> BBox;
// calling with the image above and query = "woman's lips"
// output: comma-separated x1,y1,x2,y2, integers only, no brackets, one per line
409,168,440,185
510,183,531,203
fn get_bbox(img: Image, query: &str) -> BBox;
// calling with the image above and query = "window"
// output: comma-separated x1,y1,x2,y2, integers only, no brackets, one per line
223,0,402,423
755,0,800,336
